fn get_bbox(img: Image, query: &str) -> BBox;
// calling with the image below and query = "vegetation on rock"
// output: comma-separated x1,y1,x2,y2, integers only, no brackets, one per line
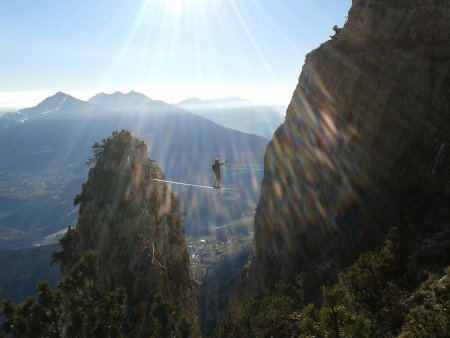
1,130,199,337
215,227,450,337
1,251,127,338
221,0,450,336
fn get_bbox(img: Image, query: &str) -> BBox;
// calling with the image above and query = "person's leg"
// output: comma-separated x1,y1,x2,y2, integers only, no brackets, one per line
214,174,218,188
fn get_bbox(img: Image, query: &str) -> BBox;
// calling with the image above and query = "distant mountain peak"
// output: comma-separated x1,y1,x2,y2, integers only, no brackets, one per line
88,90,153,110
178,97,248,107
210,96,248,103
90,90,150,99
31,92,82,112
0,92,88,124
177,96,253,111
176,97,284,138
44,91,70,102
41,91,73,101
177,97,204,106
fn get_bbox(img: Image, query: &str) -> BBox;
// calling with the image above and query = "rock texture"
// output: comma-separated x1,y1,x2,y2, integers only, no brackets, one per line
56,131,199,337
253,0,450,287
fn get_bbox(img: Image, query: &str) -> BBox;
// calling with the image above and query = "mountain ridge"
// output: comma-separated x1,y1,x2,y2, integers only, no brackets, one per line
88,90,155,111
177,97,284,139
0,90,267,247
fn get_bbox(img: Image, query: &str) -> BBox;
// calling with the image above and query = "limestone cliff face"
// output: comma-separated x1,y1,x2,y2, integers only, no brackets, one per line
253,0,450,287
57,131,199,336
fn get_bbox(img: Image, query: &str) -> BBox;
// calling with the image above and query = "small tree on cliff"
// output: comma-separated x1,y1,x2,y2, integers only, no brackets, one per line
86,129,134,167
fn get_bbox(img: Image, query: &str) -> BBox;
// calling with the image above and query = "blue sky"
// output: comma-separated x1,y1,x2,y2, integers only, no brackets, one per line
0,0,351,109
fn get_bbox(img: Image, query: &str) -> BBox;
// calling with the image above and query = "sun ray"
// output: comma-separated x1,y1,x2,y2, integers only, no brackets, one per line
229,0,281,87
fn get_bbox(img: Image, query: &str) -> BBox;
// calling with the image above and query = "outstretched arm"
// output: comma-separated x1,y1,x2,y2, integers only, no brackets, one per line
219,160,227,166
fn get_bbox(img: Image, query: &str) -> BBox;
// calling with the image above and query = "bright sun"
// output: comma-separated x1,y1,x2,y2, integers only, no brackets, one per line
166,0,183,11
164,0,201,13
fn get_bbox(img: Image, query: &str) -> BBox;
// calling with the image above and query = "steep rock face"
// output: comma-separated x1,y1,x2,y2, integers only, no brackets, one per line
56,131,199,336
253,0,450,287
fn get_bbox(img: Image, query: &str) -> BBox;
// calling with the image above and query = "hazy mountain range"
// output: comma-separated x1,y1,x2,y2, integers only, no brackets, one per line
177,97,285,139
0,91,274,248
0,90,280,305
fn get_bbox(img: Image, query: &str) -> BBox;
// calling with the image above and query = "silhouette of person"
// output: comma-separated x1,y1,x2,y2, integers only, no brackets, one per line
212,158,227,188
330,25,342,39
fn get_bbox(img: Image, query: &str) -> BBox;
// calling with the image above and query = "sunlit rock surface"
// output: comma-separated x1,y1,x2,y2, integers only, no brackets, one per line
252,0,450,287
55,131,199,336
